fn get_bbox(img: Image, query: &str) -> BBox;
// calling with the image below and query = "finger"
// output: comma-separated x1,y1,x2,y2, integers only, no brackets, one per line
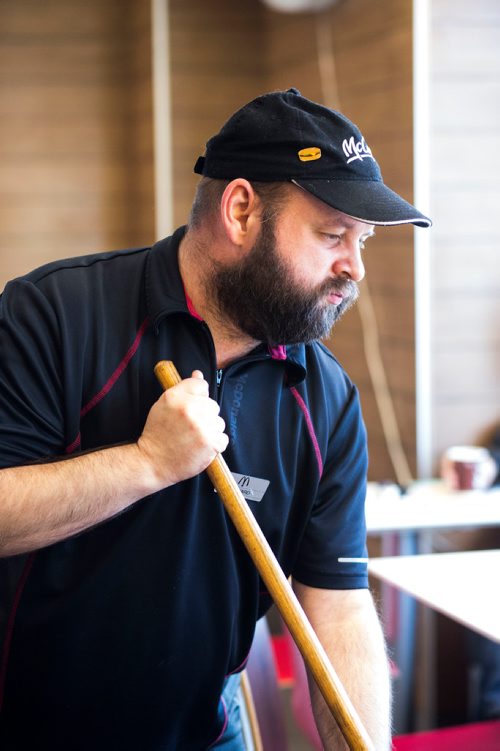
215,415,226,433
204,398,221,416
180,376,209,396
214,432,230,454
191,370,204,380
212,417,228,453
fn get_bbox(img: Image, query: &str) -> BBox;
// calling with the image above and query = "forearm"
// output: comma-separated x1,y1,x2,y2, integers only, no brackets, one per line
0,443,158,556
310,611,390,749
294,584,391,751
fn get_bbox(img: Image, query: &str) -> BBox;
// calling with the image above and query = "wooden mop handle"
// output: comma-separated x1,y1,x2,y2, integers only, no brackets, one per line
154,360,375,751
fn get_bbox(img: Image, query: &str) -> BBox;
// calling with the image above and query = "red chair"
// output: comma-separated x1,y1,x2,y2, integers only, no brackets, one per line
393,719,500,750
245,616,289,750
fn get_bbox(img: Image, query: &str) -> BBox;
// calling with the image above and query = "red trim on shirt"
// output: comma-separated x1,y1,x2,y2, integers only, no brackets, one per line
290,387,323,477
183,287,203,321
65,433,81,454
80,317,150,419
268,344,287,361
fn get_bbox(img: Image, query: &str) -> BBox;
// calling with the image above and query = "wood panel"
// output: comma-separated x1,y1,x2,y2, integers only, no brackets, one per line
168,0,266,226
0,0,154,288
337,338,417,397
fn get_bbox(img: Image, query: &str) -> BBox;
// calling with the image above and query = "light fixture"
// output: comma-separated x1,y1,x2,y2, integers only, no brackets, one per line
260,0,340,12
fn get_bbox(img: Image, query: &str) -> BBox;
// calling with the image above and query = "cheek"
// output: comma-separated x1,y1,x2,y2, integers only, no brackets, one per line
282,252,312,287
275,228,326,285
293,247,331,287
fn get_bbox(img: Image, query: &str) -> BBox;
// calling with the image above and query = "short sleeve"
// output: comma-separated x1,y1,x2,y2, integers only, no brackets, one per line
0,280,65,468
292,385,368,590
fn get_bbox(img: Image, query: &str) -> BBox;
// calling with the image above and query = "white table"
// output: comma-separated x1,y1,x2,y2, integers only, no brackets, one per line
365,481,500,731
365,481,500,535
369,549,500,644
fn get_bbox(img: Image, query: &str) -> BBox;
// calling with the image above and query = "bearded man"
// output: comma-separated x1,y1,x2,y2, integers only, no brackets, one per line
0,89,430,750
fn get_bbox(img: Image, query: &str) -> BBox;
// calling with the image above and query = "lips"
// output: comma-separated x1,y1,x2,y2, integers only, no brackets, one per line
324,278,358,306
327,292,344,305
317,278,358,312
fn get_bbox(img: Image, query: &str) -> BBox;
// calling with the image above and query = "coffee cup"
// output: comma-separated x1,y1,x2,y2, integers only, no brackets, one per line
441,445,496,491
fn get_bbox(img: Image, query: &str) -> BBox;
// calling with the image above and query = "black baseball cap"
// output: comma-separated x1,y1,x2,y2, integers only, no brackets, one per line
194,88,431,228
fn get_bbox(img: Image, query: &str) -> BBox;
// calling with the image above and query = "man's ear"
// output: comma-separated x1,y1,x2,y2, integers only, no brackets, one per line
220,179,261,247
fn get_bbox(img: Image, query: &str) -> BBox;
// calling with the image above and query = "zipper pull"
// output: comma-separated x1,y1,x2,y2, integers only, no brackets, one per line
216,368,223,387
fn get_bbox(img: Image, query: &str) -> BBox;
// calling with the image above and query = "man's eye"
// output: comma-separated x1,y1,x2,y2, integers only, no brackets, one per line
323,233,341,242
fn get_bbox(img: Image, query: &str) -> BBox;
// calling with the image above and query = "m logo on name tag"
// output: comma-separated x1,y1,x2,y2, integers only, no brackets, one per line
231,473,270,502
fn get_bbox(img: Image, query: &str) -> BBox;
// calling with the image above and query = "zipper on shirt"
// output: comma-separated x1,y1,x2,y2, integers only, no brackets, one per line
216,368,223,388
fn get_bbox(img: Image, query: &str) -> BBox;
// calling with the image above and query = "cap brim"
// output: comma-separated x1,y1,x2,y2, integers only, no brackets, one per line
291,178,432,228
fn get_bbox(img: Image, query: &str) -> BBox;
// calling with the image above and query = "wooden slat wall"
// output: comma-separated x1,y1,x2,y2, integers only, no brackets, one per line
429,0,500,465
0,0,154,289
265,0,417,481
168,0,266,226
124,0,155,246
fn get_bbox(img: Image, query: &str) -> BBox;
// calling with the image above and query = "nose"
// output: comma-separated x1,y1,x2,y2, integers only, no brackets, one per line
331,240,365,283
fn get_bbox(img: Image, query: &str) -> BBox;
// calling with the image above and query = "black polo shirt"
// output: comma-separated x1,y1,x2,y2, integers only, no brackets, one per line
0,227,368,750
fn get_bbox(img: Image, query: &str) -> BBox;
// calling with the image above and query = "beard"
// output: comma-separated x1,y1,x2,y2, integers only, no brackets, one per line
205,215,359,345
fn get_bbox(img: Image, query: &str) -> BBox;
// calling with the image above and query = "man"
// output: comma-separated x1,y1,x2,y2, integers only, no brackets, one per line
0,89,431,750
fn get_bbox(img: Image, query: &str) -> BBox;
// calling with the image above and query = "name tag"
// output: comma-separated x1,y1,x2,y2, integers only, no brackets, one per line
231,473,270,503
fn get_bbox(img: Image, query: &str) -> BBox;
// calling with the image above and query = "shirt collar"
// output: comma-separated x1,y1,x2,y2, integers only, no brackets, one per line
145,226,190,329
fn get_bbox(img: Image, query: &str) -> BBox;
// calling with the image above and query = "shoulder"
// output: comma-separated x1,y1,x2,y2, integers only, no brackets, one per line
2,247,152,317
302,340,356,406
19,246,150,288
287,341,364,455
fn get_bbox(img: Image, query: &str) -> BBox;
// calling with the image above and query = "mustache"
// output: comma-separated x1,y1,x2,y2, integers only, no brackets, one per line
319,277,359,302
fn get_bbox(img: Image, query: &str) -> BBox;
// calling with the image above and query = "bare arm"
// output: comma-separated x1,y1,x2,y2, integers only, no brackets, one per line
0,371,228,557
293,582,391,750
